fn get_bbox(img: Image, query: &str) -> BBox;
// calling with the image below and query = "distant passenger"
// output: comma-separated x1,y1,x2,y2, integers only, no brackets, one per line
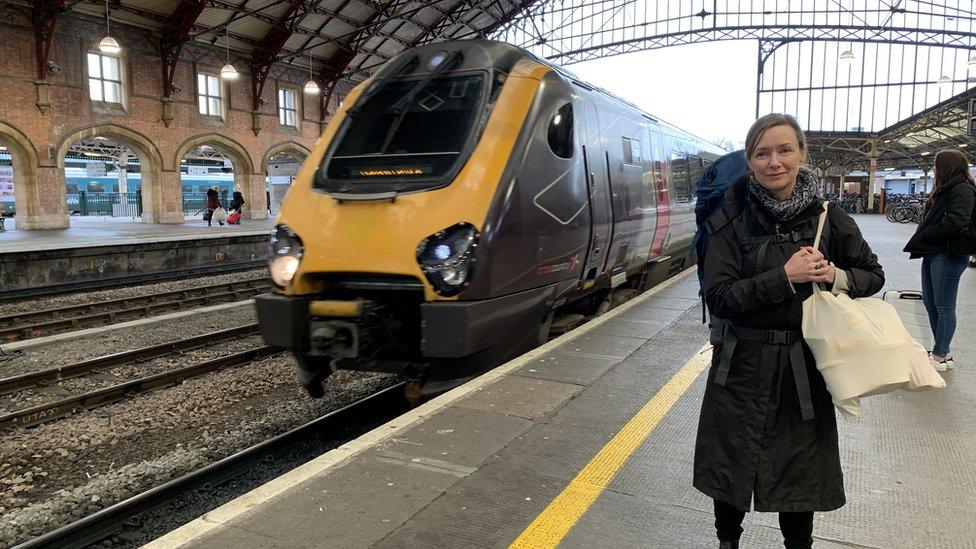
205,186,224,227
696,113,884,549
229,186,245,225
904,149,976,371
266,190,272,215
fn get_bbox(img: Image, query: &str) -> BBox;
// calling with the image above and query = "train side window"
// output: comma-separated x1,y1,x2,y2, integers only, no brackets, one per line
621,137,642,165
547,103,574,159
669,152,692,202
688,155,704,189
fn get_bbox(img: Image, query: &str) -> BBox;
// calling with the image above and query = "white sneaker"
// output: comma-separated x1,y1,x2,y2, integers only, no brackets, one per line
944,355,956,370
930,355,951,372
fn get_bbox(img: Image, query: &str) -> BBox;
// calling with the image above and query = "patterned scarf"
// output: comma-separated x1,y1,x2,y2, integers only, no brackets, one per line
747,167,822,222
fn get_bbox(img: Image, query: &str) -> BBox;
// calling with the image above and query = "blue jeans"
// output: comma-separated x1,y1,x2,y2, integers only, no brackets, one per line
921,253,970,356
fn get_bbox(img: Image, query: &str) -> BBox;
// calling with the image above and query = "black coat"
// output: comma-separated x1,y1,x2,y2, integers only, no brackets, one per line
230,191,246,211
206,189,221,210
694,176,885,512
904,174,976,259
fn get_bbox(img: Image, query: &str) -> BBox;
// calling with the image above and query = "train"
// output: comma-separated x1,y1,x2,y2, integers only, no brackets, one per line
254,39,725,398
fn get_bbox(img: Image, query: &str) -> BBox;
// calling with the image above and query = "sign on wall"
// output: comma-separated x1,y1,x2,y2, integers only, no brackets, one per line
86,162,106,177
0,165,13,201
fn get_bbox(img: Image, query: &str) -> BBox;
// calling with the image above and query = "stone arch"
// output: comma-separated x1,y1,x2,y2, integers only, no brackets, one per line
57,123,167,223
262,142,309,215
0,120,43,230
261,141,309,174
175,134,262,219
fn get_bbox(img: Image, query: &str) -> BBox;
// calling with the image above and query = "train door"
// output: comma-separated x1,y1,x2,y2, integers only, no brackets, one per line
648,126,670,257
576,95,613,287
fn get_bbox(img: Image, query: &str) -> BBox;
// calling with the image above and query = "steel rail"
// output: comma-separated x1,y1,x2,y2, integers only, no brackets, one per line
0,277,267,328
0,285,267,343
0,324,261,395
0,260,267,302
13,382,408,549
0,345,280,431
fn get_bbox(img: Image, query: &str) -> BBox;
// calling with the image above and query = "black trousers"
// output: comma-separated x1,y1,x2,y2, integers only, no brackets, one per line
714,499,814,548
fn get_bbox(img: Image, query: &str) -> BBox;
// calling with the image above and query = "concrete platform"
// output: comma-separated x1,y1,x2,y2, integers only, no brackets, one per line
0,216,275,254
148,214,976,548
0,218,275,296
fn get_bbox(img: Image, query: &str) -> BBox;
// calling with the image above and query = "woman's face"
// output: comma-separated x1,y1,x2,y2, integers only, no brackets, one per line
748,124,803,199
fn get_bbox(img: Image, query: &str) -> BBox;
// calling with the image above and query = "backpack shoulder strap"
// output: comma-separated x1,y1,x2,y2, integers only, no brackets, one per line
704,201,738,235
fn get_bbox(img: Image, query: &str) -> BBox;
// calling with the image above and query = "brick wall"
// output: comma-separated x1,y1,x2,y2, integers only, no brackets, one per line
0,5,356,229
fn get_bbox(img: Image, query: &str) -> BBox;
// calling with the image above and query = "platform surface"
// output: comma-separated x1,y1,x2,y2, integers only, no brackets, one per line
150,214,976,549
0,217,275,253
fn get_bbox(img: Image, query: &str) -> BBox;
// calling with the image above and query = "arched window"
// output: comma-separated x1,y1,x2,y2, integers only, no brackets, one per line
547,103,574,159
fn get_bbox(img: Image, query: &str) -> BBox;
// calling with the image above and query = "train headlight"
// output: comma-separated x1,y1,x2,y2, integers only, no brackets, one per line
417,223,479,296
270,224,303,288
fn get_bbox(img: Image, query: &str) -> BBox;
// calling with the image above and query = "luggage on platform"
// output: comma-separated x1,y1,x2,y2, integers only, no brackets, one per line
882,290,934,351
227,210,241,225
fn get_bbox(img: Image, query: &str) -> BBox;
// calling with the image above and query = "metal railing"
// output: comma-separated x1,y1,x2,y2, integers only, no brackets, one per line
67,191,142,217
182,190,228,215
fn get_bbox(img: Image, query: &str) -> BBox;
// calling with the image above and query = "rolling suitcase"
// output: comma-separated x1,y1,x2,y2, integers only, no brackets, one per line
882,290,933,351
227,210,241,225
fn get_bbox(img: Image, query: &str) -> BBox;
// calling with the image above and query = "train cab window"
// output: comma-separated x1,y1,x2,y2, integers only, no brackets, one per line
688,156,704,188
318,72,488,194
547,104,574,159
669,152,693,202
621,137,642,165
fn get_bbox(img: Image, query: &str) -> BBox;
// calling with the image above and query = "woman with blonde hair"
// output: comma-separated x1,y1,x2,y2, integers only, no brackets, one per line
904,148,976,370
696,113,885,548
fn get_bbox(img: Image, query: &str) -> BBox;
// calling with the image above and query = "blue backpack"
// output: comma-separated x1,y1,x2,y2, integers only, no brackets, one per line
690,149,749,321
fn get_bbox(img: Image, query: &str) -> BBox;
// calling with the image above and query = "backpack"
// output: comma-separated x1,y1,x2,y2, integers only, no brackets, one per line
690,150,749,321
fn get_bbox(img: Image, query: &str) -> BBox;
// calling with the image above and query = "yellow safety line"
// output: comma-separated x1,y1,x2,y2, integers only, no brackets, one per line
509,344,711,549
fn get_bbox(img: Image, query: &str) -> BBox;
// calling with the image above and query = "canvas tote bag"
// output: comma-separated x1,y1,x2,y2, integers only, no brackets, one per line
801,202,937,421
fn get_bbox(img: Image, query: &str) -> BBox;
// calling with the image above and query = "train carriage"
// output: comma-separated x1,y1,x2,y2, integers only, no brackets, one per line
255,39,725,397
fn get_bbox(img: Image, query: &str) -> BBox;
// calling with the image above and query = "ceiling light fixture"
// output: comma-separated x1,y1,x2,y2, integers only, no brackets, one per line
938,75,953,90
303,48,320,95
220,24,238,81
98,0,120,54
839,49,855,64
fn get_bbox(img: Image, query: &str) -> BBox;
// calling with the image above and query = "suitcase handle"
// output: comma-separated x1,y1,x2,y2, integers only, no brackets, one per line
884,290,923,301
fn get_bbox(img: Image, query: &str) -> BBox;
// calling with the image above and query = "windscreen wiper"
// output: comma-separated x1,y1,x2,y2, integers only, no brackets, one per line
347,54,420,118
379,50,464,153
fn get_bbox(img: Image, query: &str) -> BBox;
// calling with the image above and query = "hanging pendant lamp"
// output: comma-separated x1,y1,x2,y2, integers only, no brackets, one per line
304,49,320,94
98,0,121,54
220,25,238,80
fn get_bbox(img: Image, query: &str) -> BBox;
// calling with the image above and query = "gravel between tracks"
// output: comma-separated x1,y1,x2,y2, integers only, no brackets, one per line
0,335,266,415
0,353,396,548
0,305,256,379
0,269,265,318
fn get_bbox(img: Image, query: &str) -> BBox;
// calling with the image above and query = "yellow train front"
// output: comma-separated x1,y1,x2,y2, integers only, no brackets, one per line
255,39,723,397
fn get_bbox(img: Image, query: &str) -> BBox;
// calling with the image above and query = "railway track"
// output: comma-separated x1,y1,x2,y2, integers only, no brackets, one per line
0,278,268,343
14,383,407,549
0,259,267,302
0,324,271,430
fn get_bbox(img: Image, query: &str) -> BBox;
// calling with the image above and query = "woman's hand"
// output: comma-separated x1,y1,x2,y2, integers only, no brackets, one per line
785,246,833,283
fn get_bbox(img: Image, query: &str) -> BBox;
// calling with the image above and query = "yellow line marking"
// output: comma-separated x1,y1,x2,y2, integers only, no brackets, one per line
509,344,712,549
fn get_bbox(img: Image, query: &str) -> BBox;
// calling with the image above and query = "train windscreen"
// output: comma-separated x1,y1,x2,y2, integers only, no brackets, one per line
315,72,487,194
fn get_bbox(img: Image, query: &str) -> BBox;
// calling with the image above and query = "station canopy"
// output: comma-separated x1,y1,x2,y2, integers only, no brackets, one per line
60,1,976,172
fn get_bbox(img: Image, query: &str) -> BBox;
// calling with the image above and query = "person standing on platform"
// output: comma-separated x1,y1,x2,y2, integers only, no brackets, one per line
205,186,223,227
266,189,272,216
695,113,885,549
904,149,976,371
230,185,246,225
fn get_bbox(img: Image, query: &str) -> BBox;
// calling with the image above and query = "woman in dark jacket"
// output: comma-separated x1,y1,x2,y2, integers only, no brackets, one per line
904,149,976,370
205,187,223,227
695,114,885,549
230,186,246,214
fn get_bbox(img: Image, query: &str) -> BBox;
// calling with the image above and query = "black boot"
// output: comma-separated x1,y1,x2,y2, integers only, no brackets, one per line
719,541,739,549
